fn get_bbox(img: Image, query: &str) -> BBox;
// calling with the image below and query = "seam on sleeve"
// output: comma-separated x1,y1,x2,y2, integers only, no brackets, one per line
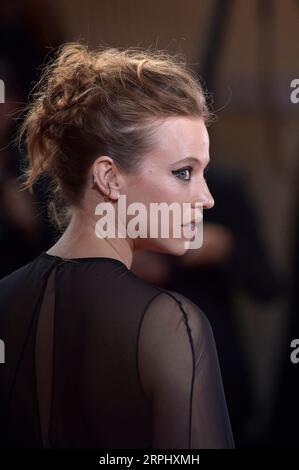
137,289,195,449
162,291,195,450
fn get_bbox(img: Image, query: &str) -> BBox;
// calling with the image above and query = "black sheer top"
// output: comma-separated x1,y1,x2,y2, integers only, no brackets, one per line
0,252,235,449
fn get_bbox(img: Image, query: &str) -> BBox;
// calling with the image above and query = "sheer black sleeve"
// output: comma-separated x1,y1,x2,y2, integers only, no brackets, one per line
137,290,235,449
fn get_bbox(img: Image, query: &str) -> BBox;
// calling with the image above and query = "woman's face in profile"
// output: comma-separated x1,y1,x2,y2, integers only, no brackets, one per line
124,116,215,255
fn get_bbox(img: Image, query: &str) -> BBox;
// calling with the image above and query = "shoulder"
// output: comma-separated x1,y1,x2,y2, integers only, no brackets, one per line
141,288,215,357
137,288,217,402
0,261,32,292
0,255,49,306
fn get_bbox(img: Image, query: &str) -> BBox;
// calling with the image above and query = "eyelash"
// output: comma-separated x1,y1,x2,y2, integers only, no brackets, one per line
172,166,210,182
172,166,193,181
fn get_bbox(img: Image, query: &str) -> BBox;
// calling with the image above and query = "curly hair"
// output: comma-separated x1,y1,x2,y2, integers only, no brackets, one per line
17,41,212,230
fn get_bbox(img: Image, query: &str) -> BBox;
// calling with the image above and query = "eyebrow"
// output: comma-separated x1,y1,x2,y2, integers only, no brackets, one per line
171,156,210,168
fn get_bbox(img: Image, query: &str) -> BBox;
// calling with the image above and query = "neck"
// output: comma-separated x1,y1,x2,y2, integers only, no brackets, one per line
46,205,134,270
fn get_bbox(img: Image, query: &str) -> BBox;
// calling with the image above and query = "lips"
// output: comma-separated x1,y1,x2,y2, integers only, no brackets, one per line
181,218,201,227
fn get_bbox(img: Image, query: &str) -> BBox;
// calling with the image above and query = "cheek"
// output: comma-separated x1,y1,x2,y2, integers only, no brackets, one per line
141,176,186,205
125,175,190,234
128,175,178,204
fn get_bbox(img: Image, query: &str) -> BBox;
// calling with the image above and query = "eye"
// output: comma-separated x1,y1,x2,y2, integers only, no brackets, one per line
172,166,193,181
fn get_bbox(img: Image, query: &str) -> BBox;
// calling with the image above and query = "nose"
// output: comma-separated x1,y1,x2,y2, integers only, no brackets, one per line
204,190,215,209
200,180,215,209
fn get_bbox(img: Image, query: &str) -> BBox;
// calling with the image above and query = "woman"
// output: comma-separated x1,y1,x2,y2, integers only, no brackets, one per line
0,42,235,449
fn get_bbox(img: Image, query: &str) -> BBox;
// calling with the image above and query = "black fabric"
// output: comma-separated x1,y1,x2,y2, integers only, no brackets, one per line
0,252,234,449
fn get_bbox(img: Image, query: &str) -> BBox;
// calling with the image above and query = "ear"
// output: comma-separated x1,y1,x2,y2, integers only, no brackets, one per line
92,156,121,201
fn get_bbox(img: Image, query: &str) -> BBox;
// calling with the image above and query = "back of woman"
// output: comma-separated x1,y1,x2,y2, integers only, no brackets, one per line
0,252,234,448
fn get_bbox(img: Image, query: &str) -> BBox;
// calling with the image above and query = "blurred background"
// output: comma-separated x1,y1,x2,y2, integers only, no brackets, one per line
0,0,299,448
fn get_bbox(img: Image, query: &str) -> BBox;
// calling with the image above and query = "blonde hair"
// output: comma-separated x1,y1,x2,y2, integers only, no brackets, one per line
17,41,211,230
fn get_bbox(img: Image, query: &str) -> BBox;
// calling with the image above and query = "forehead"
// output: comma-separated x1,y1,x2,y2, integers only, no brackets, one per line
149,116,209,161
